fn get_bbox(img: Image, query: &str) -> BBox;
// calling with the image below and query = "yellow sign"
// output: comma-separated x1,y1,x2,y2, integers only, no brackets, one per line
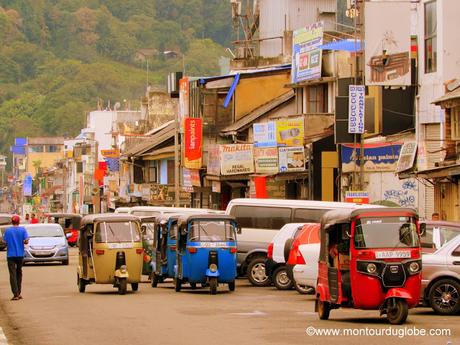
101,149,120,158
276,117,304,146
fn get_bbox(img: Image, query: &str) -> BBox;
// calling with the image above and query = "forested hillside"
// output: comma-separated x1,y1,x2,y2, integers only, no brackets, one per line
0,0,232,154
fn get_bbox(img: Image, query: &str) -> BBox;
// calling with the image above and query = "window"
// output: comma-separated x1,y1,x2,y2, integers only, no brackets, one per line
424,1,437,73
293,208,329,223
452,244,460,257
167,160,175,184
451,107,460,140
146,161,157,183
76,162,83,173
230,206,292,230
95,222,140,243
47,145,60,153
305,84,328,113
29,145,44,153
189,220,236,242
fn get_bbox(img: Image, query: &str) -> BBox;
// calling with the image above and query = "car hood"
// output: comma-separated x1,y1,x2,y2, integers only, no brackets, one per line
28,237,66,248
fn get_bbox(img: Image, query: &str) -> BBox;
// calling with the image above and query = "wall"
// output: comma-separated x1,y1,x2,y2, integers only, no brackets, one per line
27,151,64,178
88,111,115,161
147,91,178,129
367,173,420,209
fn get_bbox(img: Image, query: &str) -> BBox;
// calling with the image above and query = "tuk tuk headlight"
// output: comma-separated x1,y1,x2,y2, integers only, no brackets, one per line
409,261,420,273
366,263,377,274
209,263,218,273
119,265,127,274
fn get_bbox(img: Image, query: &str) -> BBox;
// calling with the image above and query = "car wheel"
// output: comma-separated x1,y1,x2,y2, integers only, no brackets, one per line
78,276,86,293
209,277,218,295
429,279,460,315
387,298,408,325
247,257,271,287
294,281,314,295
131,283,139,292
118,278,127,295
272,266,293,290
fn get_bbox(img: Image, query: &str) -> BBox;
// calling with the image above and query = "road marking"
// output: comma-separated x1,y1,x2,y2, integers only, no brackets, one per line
0,327,8,345
230,310,267,316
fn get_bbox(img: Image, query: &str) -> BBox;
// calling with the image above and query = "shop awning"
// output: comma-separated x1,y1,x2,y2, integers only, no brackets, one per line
432,87,460,105
417,164,460,179
220,90,295,136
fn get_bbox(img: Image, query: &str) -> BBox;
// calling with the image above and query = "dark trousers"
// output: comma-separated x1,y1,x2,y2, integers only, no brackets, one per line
7,257,24,297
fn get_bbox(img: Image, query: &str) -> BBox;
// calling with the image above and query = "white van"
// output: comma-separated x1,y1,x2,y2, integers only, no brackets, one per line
129,206,224,217
225,198,383,286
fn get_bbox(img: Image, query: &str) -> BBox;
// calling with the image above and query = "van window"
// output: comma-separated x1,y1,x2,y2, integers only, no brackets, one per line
293,208,329,222
231,206,292,230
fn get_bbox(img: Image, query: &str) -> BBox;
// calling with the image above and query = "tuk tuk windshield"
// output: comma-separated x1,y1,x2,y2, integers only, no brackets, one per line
96,221,141,243
189,220,236,242
354,216,419,249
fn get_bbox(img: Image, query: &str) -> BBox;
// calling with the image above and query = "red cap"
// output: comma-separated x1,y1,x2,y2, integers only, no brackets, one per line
11,215,20,224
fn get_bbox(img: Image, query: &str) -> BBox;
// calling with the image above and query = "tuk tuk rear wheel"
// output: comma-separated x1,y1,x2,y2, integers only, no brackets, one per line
387,299,408,325
118,278,127,295
131,283,139,292
209,277,218,295
228,281,236,292
317,299,330,320
174,278,182,292
78,277,86,293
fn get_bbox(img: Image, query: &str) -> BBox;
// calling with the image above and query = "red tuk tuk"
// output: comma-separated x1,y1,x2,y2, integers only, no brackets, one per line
46,213,82,247
315,207,421,324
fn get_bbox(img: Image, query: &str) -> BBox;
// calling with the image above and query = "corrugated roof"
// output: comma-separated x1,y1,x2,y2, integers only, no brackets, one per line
28,137,65,145
432,87,460,105
123,121,175,158
220,90,295,135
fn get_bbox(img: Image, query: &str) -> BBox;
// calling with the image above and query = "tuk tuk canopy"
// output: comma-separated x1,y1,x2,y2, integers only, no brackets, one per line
177,214,237,230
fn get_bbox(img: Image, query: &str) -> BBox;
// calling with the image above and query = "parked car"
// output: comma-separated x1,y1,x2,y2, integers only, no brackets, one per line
286,223,321,294
225,198,383,287
422,233,460,315
420,220,460,253
23,224,69,265
266,223,307,290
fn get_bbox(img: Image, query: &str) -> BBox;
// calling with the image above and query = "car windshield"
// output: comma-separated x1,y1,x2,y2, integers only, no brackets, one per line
189,220,236,242
25,225,64,238
354,216,419,249
96,221,141,243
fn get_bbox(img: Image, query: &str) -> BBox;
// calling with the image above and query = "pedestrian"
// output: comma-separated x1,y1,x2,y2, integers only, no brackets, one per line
2,215,29,300
24,213,30,223
30,213,39,224
432,212,440,221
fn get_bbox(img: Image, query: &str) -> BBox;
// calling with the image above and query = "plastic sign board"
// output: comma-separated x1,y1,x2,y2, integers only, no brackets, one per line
184,118,202,169
348,85,365,134
253,122,277,147
345,191,369,204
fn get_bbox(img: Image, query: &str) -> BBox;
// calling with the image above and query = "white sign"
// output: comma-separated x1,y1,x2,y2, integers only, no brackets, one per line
348,85,365,134
253,122,277,147
108,243,134,249
375,251,411,259
279,146,305,172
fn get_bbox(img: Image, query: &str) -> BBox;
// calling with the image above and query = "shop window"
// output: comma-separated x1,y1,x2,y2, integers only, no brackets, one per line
76,162,83,173
424,1,437,73
451,107,460,140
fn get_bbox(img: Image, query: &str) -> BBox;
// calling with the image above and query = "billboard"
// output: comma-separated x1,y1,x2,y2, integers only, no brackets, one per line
253,122,277,147
341,143,402,173
365,2,411,86
276,117,304,147
279,146,305,172
254,147,278,174
291,21,324,84
220,144,254,176
184,118,202,169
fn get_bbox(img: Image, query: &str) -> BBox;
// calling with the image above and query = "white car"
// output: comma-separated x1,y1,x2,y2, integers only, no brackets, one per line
265,223,307,290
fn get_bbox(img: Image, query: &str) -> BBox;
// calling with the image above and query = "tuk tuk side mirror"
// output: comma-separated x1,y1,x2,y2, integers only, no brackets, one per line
420,223,426,237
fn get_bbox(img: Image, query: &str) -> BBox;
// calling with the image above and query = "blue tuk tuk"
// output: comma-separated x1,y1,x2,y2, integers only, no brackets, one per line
175,214,238,294
151,214,181,287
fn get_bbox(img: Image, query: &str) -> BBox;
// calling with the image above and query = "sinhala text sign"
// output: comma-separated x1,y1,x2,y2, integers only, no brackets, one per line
348,85,365,134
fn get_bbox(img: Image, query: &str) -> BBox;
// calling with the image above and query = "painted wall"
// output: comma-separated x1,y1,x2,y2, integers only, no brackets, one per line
26,151,64,178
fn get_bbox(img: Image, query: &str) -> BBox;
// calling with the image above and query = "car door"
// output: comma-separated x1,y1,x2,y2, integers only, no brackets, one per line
448,241,460,275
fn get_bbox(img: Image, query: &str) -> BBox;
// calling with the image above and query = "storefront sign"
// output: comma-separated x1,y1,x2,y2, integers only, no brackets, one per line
291,21,324,83
279,146,305,172
206,145,221,175
276,117,304,147
348,85,365,134
184,118,202,169
345,191,369,204
341,143,402,173
220,144,254,175
253,122,277,147
396,141,417,173
254,147,278,174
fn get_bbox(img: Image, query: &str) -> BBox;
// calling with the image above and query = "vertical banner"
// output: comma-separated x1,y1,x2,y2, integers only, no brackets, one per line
178,77,189,123
23,174,32,197
348,85,365,134
291,21,324,83
184,118,202,169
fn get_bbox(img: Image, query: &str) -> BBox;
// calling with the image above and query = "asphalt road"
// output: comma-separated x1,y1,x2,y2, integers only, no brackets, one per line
0,249,458,345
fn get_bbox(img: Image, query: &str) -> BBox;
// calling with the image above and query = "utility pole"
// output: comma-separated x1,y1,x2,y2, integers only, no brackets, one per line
174,115,180,207
358,0,365,191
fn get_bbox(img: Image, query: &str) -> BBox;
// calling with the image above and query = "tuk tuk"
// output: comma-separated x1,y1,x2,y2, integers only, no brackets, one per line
151,214,182,287
175,214,238,294
46,213,82,247
315,207,422,324
77,214,143,295
138,216,157,277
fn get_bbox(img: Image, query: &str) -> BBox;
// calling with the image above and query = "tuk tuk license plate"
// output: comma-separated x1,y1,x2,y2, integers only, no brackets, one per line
375,251,411,259
199,242,227,248
108,243,133,249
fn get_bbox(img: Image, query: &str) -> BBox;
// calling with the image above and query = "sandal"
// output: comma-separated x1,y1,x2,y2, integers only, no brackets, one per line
11,296,19,301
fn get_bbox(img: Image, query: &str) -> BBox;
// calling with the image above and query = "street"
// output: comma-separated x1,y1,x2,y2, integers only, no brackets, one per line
0,249,457,345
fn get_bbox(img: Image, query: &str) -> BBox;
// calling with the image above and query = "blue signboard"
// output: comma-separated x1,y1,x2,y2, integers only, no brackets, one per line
15,138,27,146
10,145,26,155
341,143,402,173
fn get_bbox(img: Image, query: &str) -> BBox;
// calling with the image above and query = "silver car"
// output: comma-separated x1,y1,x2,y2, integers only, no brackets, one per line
23,224,69,265
421,234,460,315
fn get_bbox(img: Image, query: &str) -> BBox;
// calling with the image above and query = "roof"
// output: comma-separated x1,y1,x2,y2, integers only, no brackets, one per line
123,121,175,158
416,163,460,179
178,214,236,226
432,87,460,105
198,64,291,84
81,213,140,225
140,145,174,158
221,90,295,135
45,213,82,219
28,137,65,145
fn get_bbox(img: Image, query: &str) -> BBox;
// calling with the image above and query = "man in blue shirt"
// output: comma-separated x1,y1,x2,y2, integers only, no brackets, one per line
2,215,29,300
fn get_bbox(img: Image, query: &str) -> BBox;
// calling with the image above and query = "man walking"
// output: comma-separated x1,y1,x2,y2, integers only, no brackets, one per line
2,215,29,300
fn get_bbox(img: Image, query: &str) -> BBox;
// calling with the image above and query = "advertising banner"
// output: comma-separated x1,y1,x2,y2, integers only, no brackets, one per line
253,122,277,147
341,143,402,173
220,144,254,175
23,174,32,197
291,21,324,83
276,117,304,147
254,147,278,174
190,169,201,187
179,77,189,123
365,2,411,86
184,118,202,169
348,85,365,134
279,146,305,172
206,145,220,176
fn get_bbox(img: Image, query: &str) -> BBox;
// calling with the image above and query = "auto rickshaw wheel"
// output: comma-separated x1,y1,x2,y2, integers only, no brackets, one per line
118,278,127,295
174,278,182,292
317,299,330,320
387,298,408,325
78,277,86,293
190,282,197,289
151,274,159,288
228,281,236,292
131,283,139,292
209,277,218,295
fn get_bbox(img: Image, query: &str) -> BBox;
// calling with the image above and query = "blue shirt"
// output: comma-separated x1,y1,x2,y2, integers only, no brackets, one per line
3,226,29,258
